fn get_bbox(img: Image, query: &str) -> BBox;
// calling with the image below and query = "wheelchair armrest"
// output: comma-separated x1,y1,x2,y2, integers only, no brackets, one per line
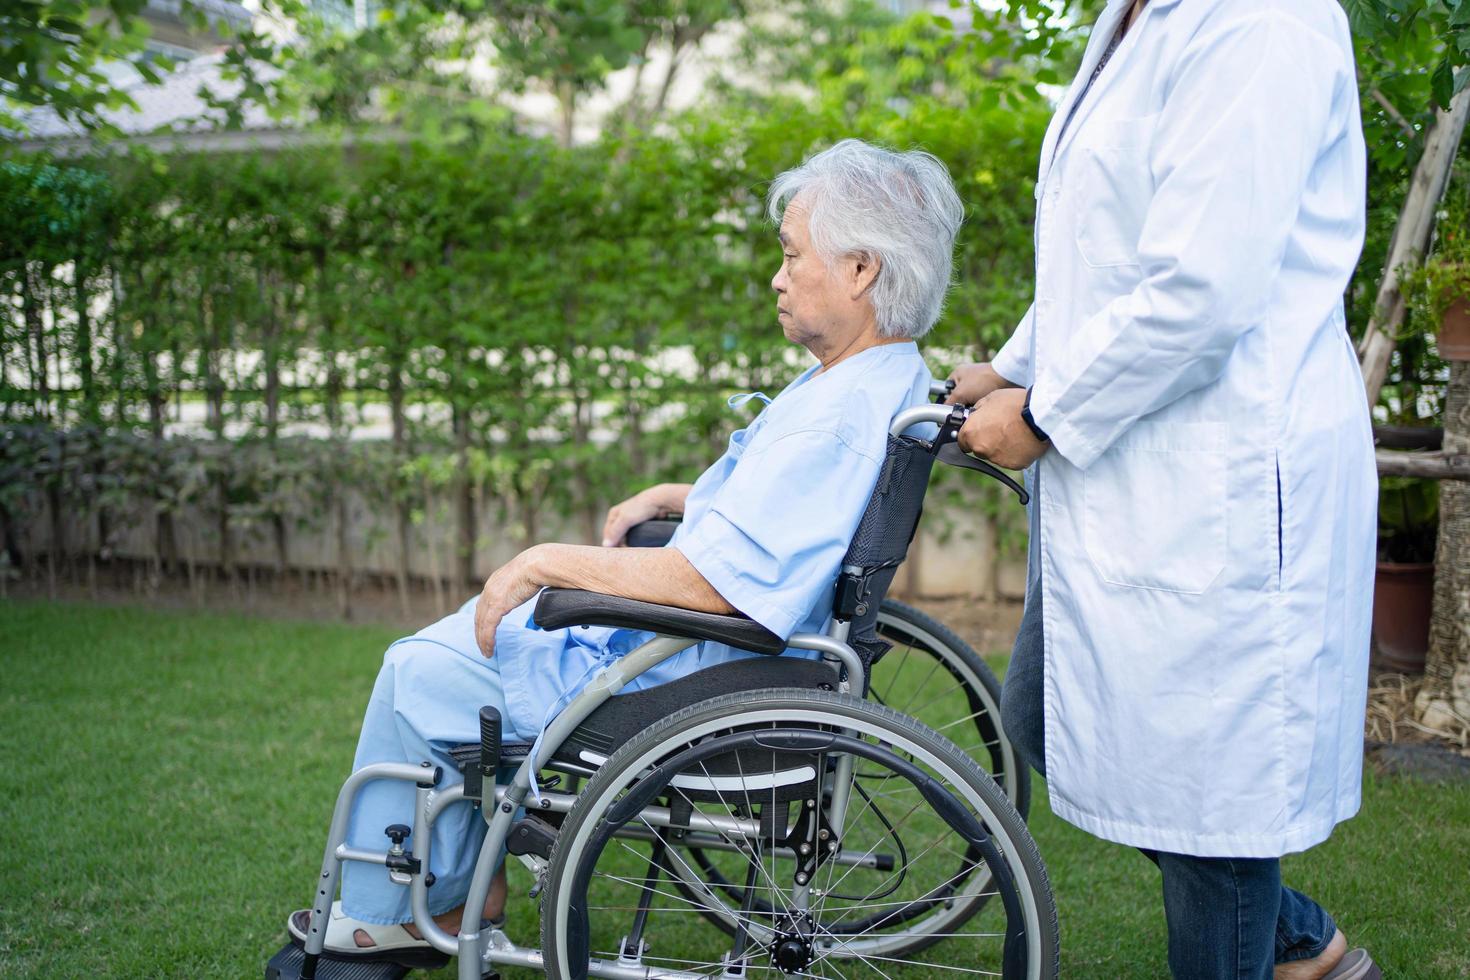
625,517,682,548
533,587,786,655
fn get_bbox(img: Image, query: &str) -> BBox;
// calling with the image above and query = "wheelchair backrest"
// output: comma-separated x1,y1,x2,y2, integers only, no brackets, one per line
832,431,941,672
832,402,1027,676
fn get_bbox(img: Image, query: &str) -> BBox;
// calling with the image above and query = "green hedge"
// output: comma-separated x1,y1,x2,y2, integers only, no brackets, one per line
1,1,1430,591
0,73,1051,586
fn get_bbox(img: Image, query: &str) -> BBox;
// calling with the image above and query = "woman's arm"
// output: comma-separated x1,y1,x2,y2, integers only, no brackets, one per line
473,541,732,656
601,482,694,547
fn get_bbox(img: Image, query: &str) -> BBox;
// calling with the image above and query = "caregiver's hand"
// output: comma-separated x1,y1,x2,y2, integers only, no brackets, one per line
474,545,548,657
958,388,1048,471
601,483,691,548
945,362,1017,406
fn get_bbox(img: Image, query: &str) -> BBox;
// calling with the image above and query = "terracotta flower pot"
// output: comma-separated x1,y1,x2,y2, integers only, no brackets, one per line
1440,296,1470,361
1371,561,1435,673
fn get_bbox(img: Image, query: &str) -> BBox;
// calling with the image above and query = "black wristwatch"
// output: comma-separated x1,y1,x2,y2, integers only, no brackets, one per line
1021,387,1050,443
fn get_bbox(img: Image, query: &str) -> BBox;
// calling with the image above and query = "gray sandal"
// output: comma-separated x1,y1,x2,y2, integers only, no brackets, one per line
286,902,449,969
1320,948,1381,980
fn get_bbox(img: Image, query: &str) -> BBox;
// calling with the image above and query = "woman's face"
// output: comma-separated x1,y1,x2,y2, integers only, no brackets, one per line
770,197,872,354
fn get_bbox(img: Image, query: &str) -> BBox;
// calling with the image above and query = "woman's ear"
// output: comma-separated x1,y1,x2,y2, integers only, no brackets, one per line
849,250,880,301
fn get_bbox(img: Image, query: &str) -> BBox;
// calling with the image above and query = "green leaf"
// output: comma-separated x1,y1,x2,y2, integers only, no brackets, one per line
1432,54,1456,109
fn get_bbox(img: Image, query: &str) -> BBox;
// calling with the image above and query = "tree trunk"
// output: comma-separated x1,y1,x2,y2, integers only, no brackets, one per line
0,503,23,574
143,338,177,577
624,366,646,482
556,80,577,148
424,478,446,614
571,382,598,545
452,400,477,594
649,37,695,120
75,258,98,426
46,433,64,592
200,278,233,587
23,263,51,420
111,268,128,426
260,271,289,574
389,345,412,617
1417,360,1470,737
77,259,111,578
1358,89,1470,405
201,279,225,438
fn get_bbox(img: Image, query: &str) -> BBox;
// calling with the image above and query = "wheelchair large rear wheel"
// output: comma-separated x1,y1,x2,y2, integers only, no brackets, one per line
663,601,1032,943
540,688,1058,979
873,598,1030,819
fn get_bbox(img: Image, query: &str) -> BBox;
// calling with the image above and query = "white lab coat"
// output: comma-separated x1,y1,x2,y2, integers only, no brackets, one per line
991,0,1377,857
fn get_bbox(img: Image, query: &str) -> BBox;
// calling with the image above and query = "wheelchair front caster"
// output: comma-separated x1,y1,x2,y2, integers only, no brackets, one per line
265,944,500,980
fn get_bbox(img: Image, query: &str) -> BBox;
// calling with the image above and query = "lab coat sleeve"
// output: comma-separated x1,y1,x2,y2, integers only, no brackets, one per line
1029,11,1351,470
673,428,883,639
990,303,1036,387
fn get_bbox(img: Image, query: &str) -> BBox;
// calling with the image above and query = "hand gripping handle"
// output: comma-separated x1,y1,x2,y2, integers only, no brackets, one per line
890,404,1029,505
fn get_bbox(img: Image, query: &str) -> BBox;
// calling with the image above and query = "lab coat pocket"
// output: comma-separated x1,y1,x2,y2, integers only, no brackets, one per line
1083,420,1228,594
1075,114,1158,269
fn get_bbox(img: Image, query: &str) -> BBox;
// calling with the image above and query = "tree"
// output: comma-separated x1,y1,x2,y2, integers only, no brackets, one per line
0,0,158,135
2,0,311,139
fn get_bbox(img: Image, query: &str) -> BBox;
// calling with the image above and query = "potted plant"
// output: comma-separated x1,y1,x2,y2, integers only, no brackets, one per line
1407,192,1470,359
1413,249,1470,360
1371,477,1438,673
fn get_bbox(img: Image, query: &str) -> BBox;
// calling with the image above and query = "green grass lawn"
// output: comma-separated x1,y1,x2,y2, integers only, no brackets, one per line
2,599,1467,979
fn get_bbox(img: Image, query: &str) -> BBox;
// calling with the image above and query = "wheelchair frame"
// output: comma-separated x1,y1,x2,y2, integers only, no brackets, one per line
289,402,1041,980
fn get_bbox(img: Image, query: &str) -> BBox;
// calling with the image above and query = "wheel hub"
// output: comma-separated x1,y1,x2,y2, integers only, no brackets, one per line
772,934,814,974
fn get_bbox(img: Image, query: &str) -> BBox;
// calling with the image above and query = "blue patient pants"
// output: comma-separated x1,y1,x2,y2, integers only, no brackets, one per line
340,630,516,925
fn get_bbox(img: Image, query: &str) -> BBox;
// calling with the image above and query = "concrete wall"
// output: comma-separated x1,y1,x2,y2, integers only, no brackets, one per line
14,478,1028,600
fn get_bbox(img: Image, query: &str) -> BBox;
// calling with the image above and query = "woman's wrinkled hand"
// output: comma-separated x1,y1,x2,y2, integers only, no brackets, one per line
473,546,548,657
601,487,668,548
945,362,1015,407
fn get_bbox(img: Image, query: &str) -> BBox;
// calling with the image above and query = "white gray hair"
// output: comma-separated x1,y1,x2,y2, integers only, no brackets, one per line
766,139,964,339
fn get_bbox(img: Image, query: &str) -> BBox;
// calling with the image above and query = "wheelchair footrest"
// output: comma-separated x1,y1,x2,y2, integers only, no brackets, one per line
266,943,409,980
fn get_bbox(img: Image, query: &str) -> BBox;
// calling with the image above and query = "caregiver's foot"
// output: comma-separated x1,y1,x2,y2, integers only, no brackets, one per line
1274,930,1347,980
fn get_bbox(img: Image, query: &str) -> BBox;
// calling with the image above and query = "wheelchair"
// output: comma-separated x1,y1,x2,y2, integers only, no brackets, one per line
621,379,1030,822
269,398,1058,980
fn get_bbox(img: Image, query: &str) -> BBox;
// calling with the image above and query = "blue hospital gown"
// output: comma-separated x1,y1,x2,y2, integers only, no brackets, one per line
340,341,930,924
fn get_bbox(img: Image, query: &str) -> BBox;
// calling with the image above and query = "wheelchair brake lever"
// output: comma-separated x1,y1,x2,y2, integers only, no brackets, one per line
936,442,1030,505
932,405,1029,505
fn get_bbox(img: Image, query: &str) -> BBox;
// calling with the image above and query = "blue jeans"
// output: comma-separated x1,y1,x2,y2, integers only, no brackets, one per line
1001,592,1337,979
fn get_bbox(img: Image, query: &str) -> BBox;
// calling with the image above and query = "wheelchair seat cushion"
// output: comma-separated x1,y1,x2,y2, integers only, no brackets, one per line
550,654,838,769
533,587,785,655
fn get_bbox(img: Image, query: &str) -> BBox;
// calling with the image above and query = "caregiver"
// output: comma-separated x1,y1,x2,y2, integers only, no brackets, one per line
948,1,1380,978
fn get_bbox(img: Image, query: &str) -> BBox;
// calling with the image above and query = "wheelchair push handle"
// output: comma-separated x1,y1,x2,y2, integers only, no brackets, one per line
929,378,956,403
890,403,1030,506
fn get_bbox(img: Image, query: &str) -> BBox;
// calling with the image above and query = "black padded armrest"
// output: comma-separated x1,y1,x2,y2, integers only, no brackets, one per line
625,517,682,549
533,587,785,655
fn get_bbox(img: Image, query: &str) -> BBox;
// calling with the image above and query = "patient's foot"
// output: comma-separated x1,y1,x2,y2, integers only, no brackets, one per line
1274,930,1347,980
353,867,508,948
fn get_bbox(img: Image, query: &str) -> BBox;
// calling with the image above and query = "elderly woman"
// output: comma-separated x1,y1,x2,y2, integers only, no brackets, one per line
288,138,964,964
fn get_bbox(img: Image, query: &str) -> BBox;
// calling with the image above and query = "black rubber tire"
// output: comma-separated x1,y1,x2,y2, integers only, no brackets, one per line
539,688,1059,979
